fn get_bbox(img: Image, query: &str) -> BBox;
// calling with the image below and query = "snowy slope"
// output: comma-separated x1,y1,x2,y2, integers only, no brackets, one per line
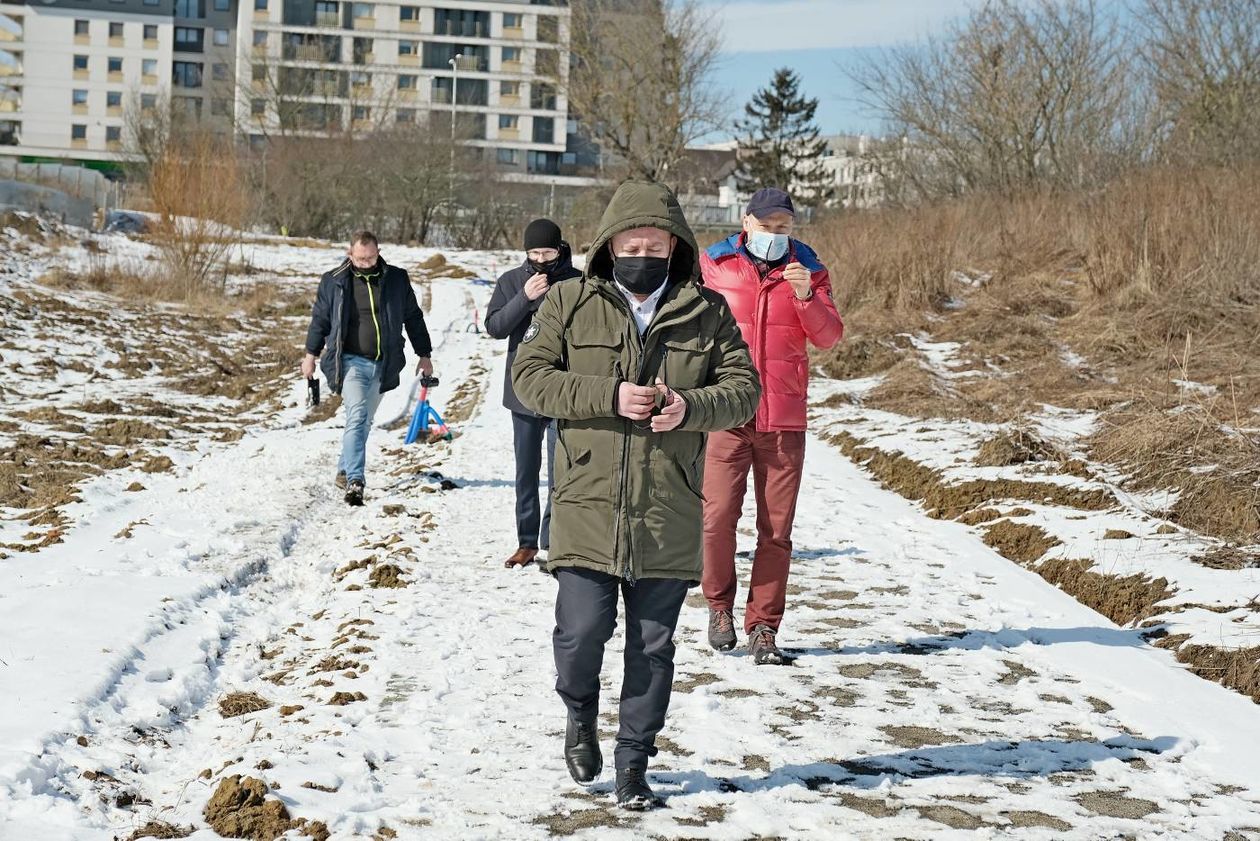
1,240,1259,840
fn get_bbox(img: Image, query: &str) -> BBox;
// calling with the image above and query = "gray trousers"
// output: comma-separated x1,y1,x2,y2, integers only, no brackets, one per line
553,567,689,772
511,411,556,549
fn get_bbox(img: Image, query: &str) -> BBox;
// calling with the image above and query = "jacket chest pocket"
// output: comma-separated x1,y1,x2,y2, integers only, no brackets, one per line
660,329,713,389
565,328,624,377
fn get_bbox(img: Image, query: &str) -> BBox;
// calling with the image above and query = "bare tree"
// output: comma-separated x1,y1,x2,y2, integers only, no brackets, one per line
1137,0,1260,165
850,0,1136,199
566,0,726,180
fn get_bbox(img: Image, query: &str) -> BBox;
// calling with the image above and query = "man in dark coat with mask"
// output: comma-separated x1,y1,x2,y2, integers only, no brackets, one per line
485,219,583,568
513,182,759,809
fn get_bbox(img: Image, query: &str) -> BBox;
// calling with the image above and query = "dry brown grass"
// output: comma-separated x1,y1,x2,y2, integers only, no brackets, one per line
218,692,271,718
806,165,1260,544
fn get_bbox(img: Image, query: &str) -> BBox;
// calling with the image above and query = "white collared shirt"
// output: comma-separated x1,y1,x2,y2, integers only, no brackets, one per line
614,279,668,336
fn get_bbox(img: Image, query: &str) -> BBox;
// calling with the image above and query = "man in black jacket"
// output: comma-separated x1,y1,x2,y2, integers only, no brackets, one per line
485,219,582,567
302,231,433,506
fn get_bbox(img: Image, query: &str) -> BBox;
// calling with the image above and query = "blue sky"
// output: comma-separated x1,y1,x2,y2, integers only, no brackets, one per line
696,0,993,140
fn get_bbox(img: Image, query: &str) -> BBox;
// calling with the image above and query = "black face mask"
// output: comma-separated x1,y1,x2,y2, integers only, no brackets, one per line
528,257,560,277
612,255,670,295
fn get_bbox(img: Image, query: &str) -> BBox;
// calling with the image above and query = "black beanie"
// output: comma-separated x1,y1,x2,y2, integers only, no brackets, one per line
523,218,562,251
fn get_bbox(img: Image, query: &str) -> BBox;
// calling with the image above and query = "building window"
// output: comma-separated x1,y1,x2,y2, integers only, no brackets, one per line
142,94,158,109
175,0,206,19
73,55,89,71
353,105,370,121
212,62,229,81
497,147,520,166
351,70,370,87
143,59,158,76
434,8,489,38
109,22,124,39
397,108,416,123
500,80,519,97
214,0,230,10
251,99,266,115
175,27,204,52
214,28,230,46
106,126,122,143
173,61,204,88
144,0,160,5
398,40,417,56
353,3,373,18
314,0,338,25
253,30,267,46
107,91,123,108
498,114,518,130
397,74,417,90
532,117,554,144
108,57,123,74
502,47,521,63
72,89,88,106
74,20,89,36
211,98,231,116
503,12,522,28
144,24,158,40
71,125,87,141
400,6,420,21
254,0,268,10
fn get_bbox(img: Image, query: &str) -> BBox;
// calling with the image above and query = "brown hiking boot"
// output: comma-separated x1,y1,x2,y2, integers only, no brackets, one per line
748,624,790,665
707,608,737,652
504,547,539,568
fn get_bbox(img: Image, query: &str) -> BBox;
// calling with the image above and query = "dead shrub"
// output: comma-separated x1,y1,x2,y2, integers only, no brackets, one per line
218,692,271,719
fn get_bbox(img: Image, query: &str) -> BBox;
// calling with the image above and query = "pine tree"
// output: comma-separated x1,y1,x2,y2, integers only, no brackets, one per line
735,68,831,207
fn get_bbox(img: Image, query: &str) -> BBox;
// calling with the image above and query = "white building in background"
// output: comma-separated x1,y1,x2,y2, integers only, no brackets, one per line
820,133,884,209
0,0,581,179
0,0,174,163
236,0,574,175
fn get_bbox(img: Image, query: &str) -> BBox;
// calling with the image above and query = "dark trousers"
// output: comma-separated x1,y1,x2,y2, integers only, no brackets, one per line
511,411,556,549
553,567,689,772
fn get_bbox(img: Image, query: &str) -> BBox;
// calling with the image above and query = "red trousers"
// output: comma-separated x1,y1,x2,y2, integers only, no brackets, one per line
701,423,806,633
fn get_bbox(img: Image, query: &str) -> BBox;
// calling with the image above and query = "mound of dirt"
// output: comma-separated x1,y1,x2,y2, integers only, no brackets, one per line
203,775,292,841
1036,558,1173,627
368,563,408,589
983,521,1061,563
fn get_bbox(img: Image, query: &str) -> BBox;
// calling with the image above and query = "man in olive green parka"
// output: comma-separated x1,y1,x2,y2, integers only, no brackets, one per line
513,180,760,809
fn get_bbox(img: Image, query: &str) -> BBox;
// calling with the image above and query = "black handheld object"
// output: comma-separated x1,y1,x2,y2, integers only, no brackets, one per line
420,374,440,389
306,377,320,407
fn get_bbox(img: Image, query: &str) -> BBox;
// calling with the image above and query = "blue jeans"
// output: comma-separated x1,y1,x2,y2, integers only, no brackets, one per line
338,354,384,484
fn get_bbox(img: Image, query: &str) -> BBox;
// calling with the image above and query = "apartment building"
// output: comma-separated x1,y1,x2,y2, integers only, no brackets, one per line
0,0,175,163
0,0,583,179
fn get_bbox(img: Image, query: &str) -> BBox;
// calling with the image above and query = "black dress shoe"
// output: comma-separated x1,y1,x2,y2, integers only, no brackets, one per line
615,768,664,810
564,717,602,784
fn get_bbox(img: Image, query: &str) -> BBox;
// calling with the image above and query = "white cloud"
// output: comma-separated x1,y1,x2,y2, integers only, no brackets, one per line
703,0,985,52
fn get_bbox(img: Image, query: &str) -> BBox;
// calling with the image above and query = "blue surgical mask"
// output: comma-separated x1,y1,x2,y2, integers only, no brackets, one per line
746,230,789,262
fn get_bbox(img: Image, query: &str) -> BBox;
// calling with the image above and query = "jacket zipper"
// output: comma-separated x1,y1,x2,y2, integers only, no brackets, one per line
332,285,345,390
365,277,382,362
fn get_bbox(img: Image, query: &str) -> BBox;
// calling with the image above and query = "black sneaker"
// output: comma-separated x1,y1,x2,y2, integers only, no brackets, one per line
615,768,664,810
707,608,737,652
344,479,365,507
748,624,789,665
335,471,347,489
563,717,602,785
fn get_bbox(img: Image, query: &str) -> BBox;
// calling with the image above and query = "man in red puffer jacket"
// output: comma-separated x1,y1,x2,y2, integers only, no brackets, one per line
700,187,844,665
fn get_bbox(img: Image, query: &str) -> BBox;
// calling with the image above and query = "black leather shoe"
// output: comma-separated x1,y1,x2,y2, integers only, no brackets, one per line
564,717,602,785
615,767,664,810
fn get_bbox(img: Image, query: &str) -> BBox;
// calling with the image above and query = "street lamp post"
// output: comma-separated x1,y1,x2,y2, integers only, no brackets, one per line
447,52,462,202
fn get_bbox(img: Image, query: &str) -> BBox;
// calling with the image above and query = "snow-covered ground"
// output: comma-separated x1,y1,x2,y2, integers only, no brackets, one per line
2,229,1260,839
